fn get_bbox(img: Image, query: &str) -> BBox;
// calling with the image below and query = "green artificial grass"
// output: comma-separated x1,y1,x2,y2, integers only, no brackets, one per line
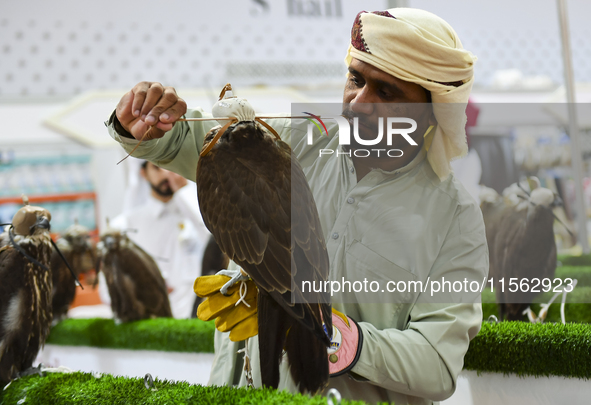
47,318,215,353
482,302,591,323
0,372,371,405
557,254,591,267
464,322,591,379
555,266,591,287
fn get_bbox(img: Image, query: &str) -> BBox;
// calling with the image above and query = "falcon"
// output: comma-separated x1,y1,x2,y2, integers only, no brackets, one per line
0,205,53,384
95,225,172,323
480,180,560,320
196,86,332,393
51,221,95,323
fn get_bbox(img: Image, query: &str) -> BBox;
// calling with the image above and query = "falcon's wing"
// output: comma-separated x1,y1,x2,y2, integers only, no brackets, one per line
116,239,172,317
197,123,330,333
0,246,27,340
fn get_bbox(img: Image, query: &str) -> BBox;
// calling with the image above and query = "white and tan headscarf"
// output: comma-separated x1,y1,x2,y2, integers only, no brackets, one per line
345,8,477,180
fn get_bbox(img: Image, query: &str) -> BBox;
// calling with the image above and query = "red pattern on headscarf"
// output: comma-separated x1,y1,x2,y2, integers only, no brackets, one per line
371,11,395,18
351,11,368,53
351,10,396,55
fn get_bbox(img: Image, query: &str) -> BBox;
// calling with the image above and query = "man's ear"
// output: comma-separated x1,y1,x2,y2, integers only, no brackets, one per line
140,167,147,180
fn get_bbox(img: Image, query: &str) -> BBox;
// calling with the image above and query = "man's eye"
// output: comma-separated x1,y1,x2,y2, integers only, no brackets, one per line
350,76,362,86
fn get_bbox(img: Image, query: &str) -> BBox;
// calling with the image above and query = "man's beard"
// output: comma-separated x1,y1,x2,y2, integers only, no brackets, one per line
150,180,173,197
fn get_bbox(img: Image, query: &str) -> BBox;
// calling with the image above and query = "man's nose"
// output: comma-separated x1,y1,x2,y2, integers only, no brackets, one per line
349,87,375,115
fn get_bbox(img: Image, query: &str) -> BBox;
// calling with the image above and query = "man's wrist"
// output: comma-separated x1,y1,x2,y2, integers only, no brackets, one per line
105,110,134,139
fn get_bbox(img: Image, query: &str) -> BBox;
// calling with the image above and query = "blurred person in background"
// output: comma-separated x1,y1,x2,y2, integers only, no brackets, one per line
98,160,211,318
105,8,487,405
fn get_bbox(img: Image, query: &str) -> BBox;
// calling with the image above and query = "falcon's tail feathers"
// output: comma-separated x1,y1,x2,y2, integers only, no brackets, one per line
284,319,330,394
258,292,289,390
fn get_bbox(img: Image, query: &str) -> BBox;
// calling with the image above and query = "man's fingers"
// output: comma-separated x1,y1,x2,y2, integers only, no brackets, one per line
158,98,187,124
145,88,180,125
130,82,154,117
140,83,165,118
116,91,134,122
116,82,183,140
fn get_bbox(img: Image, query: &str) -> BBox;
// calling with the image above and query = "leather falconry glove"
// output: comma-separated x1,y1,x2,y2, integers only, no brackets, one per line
194,268,258,342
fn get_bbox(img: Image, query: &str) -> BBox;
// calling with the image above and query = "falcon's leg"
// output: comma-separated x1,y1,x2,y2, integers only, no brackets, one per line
217,269,250,296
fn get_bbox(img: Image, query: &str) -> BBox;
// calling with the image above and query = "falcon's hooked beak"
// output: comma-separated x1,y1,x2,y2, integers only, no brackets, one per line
32,216,51,232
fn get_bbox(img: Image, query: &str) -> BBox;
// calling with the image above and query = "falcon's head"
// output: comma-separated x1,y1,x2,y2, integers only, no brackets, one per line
98,228,125,253
203,122,273,159
530,188,562,208
11,206,52,236
63,222,93,253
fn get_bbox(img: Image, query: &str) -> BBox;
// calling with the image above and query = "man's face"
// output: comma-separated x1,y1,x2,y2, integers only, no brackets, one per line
342,58,435,151
142,162,173,197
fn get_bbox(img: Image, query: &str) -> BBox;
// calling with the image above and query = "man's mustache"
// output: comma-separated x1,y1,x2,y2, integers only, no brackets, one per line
157,179,171,189
341,108,379,135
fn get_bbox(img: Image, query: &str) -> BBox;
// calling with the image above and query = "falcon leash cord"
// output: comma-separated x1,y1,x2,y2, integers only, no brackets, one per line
50,238,84,289
237,338,254,388
2,224,50,271
235,280,251,308
1,223,84,289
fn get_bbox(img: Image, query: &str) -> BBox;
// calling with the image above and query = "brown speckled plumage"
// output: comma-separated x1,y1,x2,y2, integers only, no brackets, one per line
0,219,53,384
96,228,172,323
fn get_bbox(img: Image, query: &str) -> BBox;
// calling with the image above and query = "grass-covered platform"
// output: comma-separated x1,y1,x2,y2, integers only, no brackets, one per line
44,319,591,379
16,256,588,404
47,318,215,353
465,322,591,378
557,253,591,267
3,322,590,404
0,372,370,405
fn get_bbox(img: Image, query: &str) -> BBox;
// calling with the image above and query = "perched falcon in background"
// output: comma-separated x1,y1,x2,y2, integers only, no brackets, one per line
51,222,95,323
0,205,53,384
197,117,332,394
480,180,560,320
96,226,172,323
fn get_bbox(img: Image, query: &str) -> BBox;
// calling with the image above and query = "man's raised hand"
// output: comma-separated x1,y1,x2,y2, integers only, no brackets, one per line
116,82,187,140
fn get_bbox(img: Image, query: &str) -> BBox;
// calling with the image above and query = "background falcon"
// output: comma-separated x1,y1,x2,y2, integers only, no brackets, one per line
96,226,172,323
0,205,53,384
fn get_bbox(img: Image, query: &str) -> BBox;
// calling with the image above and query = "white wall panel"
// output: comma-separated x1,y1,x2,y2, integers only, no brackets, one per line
410,0,591,86
0,0,385,99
